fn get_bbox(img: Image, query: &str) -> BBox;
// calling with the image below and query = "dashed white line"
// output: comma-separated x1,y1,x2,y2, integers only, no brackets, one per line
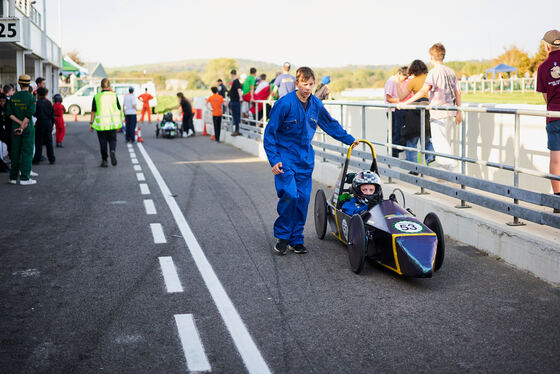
136,172,146,181
158,256,183,293
139,183,150,195
137,143,271,374
174,314,211,372
150,223,166,243
134,165,142,171
144,199,157,215
131,158,139,164
130,152,137,158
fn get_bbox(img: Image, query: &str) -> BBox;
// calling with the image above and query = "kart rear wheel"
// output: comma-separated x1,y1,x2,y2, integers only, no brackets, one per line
314,189,328,239
424,212,445,272
348,214,367,274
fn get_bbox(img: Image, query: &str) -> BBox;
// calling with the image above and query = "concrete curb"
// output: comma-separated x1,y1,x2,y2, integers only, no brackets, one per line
222,131,560,286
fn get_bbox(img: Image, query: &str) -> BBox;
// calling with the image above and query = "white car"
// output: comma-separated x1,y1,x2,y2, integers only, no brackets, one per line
63,82,157,115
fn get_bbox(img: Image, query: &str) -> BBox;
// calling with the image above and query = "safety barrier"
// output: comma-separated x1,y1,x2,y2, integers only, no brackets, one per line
222,100,560,229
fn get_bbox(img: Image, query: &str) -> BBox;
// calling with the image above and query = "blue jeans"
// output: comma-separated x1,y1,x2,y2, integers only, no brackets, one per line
230,101,241,132
405,136,435,164
390,110,405,157
125,114,137,142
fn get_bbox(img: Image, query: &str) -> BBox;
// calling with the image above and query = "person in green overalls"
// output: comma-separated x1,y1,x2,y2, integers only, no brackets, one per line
7,75,37,185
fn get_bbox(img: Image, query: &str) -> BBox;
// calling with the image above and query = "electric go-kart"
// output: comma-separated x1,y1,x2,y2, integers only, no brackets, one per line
156,112,182,138
314,139,445,277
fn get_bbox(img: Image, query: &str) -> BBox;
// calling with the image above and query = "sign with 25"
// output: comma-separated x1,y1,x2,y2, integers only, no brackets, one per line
0,18,21,43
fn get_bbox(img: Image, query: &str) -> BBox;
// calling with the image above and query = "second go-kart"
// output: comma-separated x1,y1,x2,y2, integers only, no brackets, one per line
156,112,182,138
314,139,445,277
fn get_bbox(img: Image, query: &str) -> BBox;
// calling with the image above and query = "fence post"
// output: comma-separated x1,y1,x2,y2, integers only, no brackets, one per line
415,108,429,195
361,105,366,161
521,78,525,93
456,110,471,208
507,113,525,226
340,104,344,158
387,110,394,183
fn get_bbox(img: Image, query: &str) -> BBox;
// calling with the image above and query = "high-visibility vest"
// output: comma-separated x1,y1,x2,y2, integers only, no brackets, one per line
92,90,123,131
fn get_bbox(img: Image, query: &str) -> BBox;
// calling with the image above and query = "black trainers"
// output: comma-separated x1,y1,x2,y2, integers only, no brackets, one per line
289,244,308,254
554,208,560,214
110,151,117,166
100,160,108,167
274,239,289,255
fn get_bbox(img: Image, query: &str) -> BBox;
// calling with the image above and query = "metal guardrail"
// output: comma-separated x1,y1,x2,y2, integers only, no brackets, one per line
222,99,560,229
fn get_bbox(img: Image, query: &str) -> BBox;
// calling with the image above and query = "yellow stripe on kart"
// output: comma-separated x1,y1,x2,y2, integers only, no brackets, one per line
390,233,437,275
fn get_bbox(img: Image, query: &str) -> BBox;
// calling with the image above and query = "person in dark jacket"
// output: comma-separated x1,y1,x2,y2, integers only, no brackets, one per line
32,87,55,165
177,92,195,136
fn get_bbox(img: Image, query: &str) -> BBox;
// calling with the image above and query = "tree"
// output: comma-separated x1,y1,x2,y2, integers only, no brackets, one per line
492,45,531,76
529,42,548,74
64,50,84,66
201,58,238,86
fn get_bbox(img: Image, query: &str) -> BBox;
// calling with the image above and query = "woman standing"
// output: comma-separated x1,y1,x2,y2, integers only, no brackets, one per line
177,92,195,137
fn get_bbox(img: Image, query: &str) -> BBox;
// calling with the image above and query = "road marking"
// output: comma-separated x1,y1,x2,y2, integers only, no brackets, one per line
129,148,135,153
158,256,183,293
144,199,157,215
127,143,133,148
131,158,139,164
134,165,142,171
174,314,211,372
130,152,136,157
136,172,146,181
137,143,271,374
150,223,166,243
139,183,150,195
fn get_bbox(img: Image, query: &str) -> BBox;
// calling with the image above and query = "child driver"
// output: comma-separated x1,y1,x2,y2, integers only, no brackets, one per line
342,170,382,215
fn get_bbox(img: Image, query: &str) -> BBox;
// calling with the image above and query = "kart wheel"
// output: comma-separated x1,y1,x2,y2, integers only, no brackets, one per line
68,105,80,115
314,189,328,239
348,214,367,274
424,212,445,272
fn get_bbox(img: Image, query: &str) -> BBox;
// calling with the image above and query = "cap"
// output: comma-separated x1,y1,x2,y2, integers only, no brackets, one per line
543,29,560,47
18,74,31,84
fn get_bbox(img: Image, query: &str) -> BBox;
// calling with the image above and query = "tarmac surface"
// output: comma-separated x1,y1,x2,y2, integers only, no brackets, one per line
1,121,559,374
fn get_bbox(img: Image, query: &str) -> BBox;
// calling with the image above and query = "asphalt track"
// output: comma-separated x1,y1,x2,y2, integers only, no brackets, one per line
1,121,559,374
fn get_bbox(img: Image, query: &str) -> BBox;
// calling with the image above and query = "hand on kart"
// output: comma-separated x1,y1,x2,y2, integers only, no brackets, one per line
351,139,360,149
271,162,284,175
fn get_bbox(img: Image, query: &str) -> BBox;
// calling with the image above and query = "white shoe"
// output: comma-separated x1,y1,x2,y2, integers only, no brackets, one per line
30,170,38,177
8,179,17,184
20,179,37,185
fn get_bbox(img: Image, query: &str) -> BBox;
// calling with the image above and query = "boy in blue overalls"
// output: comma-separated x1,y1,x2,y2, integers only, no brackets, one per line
341,170,383,216
264,67,359,255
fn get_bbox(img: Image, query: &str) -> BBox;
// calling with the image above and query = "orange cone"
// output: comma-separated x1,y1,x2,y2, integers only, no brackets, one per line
74,113,78,122
137,123,144,143
202,122,209,136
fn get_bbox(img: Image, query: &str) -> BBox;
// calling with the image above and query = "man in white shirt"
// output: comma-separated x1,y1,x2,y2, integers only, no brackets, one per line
123,87,137,143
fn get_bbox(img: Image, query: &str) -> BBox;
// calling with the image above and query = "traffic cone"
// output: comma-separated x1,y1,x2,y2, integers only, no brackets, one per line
74,113,78,122
202,122,209,136
137,123,144,143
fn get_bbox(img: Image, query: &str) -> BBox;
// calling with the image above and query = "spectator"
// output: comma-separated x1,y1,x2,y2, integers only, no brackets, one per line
536,29,560,212
34,77,46,98
399,59,435,166
315,75,331,100
52,94,66,147
6,75,37,185
32,87,55,165
177,92,195,137
123,86,137,143
228,69,243,136
0,93,10,171
217,79,227,98
400,43,462,171
271,62,295,99
3,84,14,98
138,88,153,123
250,74,271,123
241,67,257,116
206,87,225,142
385,66,409,157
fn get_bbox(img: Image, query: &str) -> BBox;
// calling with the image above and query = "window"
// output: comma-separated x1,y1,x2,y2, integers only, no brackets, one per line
78,87,95,97
115,86,129,96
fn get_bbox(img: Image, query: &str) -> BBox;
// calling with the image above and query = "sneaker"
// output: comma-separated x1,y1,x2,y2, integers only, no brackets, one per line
554,208,560,214
100,160,108,168
231,131,240,137
110,151,117,166
8,179,17,184
30,170,38,177
289,244,308,254
274,239,289,255
20,179,37,185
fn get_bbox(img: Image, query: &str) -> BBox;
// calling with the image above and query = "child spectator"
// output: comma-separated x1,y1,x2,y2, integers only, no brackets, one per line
206,87,225,142
52,94,66,147
342,170,383,215
32,87,55,165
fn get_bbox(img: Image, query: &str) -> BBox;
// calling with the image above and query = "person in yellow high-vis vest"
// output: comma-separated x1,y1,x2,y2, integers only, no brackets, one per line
89,79,123,167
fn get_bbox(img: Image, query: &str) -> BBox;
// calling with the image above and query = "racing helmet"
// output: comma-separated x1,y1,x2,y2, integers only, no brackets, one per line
351,170,382,206
163,112,173,122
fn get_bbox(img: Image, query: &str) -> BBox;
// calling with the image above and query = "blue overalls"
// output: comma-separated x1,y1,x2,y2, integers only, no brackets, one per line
264,91,355,245
341,197,369,216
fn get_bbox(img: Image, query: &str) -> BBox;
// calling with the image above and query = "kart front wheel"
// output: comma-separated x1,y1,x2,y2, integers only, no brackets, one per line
424,212,445,272
314,189,328,239
348,214,367,274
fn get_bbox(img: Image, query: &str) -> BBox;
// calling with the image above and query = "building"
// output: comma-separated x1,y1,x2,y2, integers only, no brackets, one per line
0,0,62,93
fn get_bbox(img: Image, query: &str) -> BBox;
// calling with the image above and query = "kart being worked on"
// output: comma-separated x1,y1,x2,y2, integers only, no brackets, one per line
314,139,445,277
156,112,182,139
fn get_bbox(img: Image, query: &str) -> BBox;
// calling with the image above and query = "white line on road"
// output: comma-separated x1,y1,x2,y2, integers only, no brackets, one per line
136,172,146,182
139,183,150,195
129,148,135,152
158,257,183,293
130,151,136,157
137,143,271,374
174,314,211,372
134,165,142,171
150,223,166,243
144,199,157,215
131,158,139,164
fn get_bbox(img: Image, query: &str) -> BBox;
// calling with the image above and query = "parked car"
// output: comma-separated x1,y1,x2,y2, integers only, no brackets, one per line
62,81,157,115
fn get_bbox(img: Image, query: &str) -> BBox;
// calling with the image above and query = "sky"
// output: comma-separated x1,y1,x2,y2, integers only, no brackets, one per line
48,0,558,69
